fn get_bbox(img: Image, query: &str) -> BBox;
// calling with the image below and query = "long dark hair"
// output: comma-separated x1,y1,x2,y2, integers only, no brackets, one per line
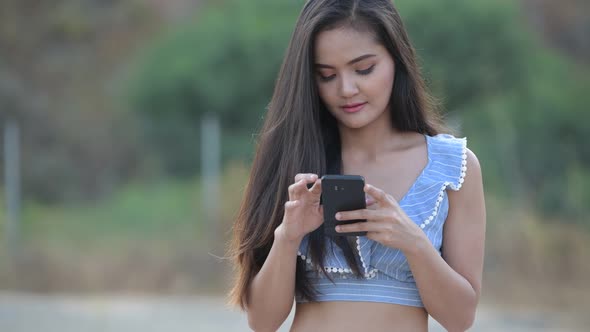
228,0,444,309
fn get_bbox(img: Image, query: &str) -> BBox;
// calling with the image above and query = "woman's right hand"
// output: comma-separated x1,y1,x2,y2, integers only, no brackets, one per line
275,173,323,243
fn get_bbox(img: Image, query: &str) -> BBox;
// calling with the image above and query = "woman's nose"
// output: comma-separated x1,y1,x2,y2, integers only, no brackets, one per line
339,75,359,98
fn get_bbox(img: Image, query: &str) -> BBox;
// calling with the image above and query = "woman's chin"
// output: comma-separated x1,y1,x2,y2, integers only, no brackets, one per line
338,119,375,130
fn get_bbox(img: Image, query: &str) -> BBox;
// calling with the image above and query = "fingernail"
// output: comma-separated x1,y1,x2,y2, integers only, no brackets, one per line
335,213,341,220
335,226,341,232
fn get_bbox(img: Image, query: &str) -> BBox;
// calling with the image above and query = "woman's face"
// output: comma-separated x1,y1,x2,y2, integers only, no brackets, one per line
314,26,395,129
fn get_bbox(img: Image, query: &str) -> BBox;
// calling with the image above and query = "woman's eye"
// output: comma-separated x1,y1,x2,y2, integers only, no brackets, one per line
318,73,336,82
357,64,375,75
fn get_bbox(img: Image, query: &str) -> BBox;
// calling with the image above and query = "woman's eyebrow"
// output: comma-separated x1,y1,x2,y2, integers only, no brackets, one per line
315,54,376,69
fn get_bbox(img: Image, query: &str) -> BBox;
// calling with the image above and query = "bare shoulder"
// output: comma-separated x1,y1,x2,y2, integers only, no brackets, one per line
465,148,482,175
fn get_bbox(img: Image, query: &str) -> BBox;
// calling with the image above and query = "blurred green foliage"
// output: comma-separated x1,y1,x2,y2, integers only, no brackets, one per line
128,0,302,176
2,161,248,250
19,177,203,248
398,0,590,221
128,0,589,224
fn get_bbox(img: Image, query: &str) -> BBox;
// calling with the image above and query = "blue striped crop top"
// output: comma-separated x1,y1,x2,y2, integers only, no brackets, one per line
295,133,468,307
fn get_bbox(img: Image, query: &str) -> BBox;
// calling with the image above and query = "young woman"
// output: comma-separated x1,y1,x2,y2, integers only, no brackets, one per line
228,0,486,331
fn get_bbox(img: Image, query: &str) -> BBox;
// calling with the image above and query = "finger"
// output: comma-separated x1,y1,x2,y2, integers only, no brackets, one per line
284,200,299,211
295,173,318,183
308,179,322,196
290,177,318,200
365,197,377,207
365,198,378,211
364,184,393,206
335,209,375,221
335,221,375,234
288,179,305,200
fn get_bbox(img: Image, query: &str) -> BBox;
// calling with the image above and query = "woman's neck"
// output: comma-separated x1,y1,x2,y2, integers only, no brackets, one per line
338,111,403,164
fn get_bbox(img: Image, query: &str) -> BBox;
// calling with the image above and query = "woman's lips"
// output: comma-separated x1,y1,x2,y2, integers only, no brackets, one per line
341,102,367,113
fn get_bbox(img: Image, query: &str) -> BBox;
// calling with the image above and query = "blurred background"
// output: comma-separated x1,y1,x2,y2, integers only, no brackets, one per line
0,0,588,331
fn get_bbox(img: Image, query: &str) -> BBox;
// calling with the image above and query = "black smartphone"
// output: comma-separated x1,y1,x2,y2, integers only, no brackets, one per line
320,175,367,237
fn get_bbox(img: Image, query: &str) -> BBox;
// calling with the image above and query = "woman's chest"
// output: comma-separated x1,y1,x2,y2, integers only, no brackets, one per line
342,160,424,203
341,138,428,202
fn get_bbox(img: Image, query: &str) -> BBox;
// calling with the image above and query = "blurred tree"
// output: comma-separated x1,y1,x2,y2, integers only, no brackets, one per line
0,0,164,203
129,0,589,222
523,0,590,65
397,0,532,198
128,0,301,176
398,0,590,222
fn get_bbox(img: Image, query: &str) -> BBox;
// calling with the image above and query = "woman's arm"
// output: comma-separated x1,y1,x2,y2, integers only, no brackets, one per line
405,148,486,331
247,174,323,331
246,225,300,332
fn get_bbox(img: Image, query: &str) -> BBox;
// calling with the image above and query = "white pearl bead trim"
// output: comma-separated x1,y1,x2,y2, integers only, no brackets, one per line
418,137,467,229
297,248,377,279
419,184,446,229
456,138,468,190
356,236,367,274
356,236,379,279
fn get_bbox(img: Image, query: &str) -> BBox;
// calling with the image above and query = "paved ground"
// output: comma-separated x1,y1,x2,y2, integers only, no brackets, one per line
0,292,582,331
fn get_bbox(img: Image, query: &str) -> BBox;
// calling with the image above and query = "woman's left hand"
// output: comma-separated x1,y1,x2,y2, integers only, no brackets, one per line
334,183,427,253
